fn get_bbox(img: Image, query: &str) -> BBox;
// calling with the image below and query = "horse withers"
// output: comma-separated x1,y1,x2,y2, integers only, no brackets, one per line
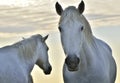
55,1,116,83
0,34,52,83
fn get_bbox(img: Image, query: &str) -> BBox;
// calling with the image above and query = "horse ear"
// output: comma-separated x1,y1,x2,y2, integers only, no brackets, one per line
78,0,85,14
55,2,63,15
42,35,49,42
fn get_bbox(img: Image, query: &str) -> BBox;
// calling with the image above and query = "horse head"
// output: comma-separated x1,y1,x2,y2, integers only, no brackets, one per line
55,1,86,71
35,35,52,74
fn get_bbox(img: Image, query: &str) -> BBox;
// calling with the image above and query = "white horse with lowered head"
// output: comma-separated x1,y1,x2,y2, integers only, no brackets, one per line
55,1,116,83
0,34,52,83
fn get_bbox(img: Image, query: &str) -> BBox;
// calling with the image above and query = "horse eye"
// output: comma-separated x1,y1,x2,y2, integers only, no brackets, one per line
58,26,62,32
81,26,84,31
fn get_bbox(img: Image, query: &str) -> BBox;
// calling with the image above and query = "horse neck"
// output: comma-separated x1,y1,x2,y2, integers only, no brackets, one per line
16,40,38,73
78,40,96,72
79,16,96,71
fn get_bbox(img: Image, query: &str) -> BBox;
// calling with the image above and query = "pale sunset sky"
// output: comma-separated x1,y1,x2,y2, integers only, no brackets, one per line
0,0,119,83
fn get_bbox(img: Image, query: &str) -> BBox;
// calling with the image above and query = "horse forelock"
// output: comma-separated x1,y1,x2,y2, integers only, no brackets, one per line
59,6,93,42
59,6,80,24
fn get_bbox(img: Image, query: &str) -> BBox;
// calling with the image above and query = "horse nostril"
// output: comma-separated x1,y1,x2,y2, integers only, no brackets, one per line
65,56,80,67
44,65,52,75
65,57,69,65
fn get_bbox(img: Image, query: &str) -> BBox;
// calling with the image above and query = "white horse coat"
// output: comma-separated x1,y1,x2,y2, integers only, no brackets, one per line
55,1,116,83
0,34,52,83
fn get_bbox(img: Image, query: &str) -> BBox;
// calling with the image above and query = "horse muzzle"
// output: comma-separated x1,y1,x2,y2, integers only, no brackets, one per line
65,55,80,71
44,65,52,75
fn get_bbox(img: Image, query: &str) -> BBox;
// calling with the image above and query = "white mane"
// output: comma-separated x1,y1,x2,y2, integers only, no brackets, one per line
13,34,42,60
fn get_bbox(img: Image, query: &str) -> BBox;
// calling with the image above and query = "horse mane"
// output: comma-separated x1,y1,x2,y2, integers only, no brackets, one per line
59,6,93,43
13,34,42,60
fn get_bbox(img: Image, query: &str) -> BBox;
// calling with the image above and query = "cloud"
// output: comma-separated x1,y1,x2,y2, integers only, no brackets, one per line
0,26,36,33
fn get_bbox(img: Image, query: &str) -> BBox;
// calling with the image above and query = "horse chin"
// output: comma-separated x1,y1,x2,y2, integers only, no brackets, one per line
67,66,79,71
44,70,51,75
